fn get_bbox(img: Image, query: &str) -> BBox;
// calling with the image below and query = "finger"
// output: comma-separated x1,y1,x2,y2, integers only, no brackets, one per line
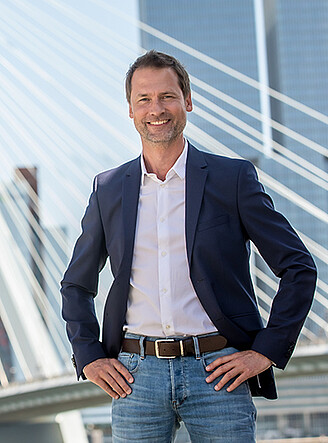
226,374,248,392
99,359,134,395
205,352,240,371
104,369,133,396
205,362,234,383
87,360,133,397
104,373,132,397
96,379,121,400
213,369,239,391
112,359,134,384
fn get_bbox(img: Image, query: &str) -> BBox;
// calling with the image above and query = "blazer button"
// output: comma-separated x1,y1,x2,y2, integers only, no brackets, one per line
71,355,77,368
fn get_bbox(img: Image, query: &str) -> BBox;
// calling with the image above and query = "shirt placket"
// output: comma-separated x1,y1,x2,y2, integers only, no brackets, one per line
157,178,175,336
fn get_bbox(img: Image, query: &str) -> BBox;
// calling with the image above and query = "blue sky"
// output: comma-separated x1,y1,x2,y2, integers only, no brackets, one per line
0,0,141,236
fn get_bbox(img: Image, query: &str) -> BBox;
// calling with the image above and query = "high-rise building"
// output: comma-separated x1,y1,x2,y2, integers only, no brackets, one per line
139,0,261,158
138,0,327,334
138,1,328,438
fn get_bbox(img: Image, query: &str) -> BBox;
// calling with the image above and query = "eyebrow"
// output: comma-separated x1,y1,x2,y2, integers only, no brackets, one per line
136,91,177,97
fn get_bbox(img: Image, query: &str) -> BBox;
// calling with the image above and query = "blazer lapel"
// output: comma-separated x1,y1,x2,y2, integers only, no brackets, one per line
185,144,208,265
121,157,141,273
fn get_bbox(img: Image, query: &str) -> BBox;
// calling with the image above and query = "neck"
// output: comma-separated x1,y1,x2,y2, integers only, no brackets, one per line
142,136,185,181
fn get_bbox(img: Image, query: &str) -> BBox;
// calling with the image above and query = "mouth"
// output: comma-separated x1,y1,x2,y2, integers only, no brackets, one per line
147,119,170,126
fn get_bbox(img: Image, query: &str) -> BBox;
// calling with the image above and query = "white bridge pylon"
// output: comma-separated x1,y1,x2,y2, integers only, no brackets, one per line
0,210,62,382
0,210,88,443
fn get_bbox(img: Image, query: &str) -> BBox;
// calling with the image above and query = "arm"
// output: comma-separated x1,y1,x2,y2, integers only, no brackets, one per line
61,176,108,379
206,161,316,391
237,161,316,367
61,177,134,398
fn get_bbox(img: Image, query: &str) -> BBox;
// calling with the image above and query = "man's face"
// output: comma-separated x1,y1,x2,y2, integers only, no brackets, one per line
128,67,192,145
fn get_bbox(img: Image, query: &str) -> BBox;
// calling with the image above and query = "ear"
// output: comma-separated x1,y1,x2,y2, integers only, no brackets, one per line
185,93,193,112
129,104,134,119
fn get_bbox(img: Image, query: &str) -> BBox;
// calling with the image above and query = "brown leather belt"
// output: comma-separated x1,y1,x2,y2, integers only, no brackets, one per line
121,334,228,358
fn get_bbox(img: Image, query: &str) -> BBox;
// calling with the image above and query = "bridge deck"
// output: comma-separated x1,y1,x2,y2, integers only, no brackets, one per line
0,349,328,423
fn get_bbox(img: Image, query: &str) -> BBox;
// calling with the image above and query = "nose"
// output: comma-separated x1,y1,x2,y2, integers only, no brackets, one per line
149,98,165,116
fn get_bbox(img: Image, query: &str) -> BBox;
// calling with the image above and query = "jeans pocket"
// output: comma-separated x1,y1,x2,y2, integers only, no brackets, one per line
201,347,239,371
118,352,141,374
201,348,252,396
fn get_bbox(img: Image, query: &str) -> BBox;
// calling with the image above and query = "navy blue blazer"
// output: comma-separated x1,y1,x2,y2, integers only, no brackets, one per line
61,144,317,399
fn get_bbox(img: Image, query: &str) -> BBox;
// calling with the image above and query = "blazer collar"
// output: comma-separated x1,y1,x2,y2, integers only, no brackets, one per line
140,138,188,184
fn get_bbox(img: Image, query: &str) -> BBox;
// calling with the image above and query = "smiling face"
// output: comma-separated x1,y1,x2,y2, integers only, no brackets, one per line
128,67,192,147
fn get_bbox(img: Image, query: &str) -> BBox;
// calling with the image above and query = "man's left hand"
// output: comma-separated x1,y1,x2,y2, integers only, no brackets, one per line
205,350,272,392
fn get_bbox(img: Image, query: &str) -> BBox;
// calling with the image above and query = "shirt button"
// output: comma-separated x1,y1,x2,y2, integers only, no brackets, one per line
166,325,171,330
161,288,167,294
160,217,165,223
161,251,167,257
160,183,166,188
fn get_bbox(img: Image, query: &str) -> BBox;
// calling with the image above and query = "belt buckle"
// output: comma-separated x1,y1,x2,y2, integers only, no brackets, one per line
154,339,177,359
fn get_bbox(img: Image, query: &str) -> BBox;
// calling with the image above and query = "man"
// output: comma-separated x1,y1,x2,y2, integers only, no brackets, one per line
61,51,317,442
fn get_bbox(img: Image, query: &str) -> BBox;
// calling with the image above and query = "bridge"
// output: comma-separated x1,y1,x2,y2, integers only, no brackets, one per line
0,346,327,423
0,1,327,442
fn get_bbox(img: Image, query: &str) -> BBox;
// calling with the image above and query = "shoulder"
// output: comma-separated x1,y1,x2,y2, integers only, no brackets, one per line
188,143,255,173
94,157,140,188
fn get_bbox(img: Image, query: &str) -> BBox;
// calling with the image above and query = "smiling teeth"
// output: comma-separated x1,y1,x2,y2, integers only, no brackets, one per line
149,120,169,125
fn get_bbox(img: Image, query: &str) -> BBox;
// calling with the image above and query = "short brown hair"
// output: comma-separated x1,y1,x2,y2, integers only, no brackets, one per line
125,50,191,103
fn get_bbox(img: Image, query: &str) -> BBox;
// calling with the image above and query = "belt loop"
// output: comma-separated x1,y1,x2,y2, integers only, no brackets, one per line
192,336,201,360
139,336,146,360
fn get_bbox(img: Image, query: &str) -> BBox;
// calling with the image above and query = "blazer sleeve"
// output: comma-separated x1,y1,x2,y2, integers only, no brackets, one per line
237,161,317,369
61,176,108,379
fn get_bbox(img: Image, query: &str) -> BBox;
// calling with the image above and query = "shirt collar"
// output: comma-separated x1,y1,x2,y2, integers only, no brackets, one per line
140,139,188,185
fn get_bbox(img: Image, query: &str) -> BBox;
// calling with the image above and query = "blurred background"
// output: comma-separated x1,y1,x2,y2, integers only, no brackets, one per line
0,0,327,441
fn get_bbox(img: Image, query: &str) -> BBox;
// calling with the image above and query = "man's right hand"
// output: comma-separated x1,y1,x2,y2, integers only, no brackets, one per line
83,358,134,399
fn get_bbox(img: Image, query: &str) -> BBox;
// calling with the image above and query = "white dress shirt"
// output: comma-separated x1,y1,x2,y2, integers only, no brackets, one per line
125,141,217,337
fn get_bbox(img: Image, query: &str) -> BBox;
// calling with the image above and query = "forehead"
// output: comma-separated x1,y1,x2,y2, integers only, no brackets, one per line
130,67,182,95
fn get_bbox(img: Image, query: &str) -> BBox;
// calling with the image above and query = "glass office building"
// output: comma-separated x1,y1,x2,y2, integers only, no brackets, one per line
138,0,328,439
138,0,327,333
139,0,262,158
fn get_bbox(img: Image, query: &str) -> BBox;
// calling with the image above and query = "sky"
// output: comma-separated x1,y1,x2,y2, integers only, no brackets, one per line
1,0,327,357
0,0,141,237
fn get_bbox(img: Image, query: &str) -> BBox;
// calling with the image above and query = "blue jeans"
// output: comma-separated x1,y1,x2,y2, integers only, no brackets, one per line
112,333,256,442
